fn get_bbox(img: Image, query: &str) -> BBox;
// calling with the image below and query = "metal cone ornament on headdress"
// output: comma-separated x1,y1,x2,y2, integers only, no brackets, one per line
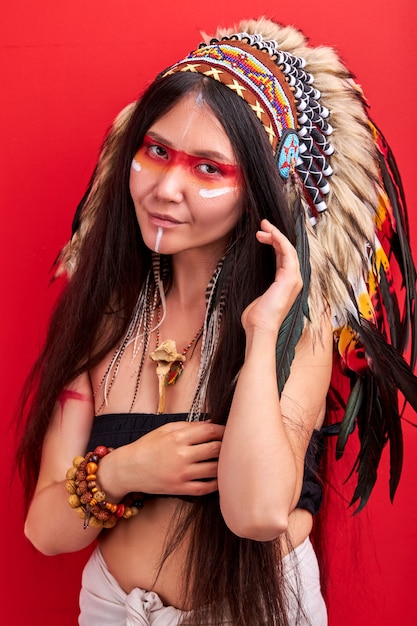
57,17,417,511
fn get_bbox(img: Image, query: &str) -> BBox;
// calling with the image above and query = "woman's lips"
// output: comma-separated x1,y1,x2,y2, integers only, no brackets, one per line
149,212,183,228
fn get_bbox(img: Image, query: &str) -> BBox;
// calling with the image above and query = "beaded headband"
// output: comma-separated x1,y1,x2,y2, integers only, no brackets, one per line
162,34,334,220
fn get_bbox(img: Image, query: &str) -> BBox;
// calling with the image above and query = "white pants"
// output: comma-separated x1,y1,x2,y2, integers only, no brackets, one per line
79,537,327,625
282,537,328,626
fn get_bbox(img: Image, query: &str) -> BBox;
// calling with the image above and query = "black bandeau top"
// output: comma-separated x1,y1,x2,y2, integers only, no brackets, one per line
86,413,325,516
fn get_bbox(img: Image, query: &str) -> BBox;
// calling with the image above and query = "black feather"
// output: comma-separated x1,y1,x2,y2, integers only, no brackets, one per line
345,315,417,510
378,265,401,349
336,377,363,460
374,124,417,369
349,374,387,511
381,158,417,361
276,199,311,394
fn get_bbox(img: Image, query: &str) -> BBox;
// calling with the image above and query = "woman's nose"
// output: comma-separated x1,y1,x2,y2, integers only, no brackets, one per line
153,165,185,203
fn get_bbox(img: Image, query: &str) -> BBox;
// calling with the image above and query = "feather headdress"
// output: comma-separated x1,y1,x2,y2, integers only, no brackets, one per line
57,17,417,510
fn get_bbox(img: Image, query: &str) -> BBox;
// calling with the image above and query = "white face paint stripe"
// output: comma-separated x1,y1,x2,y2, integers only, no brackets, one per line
154,227,163,253
194,91,205,107
199,187,235,199
132,158,142,172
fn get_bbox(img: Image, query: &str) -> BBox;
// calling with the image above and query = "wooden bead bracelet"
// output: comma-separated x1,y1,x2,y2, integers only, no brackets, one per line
65,445,144,529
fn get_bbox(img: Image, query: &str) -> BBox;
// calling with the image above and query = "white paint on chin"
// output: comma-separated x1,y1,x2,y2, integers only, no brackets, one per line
154,227,163,253
199,187,234,199
131,158,142,172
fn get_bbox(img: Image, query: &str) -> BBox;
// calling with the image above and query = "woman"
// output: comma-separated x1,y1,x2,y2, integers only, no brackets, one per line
17,17,417,626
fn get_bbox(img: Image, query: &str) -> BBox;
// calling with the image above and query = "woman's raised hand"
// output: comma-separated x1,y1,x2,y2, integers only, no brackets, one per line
241,219,303,336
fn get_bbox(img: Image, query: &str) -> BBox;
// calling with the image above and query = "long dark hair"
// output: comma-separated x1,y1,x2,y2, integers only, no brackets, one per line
17,72,299,625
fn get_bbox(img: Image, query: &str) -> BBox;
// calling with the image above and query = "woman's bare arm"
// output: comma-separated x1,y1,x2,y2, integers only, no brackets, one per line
25,375,225,555
24,372,99,555
218,220,333,541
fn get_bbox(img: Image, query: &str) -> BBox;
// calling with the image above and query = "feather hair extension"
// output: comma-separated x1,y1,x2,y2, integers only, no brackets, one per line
276,198,311,394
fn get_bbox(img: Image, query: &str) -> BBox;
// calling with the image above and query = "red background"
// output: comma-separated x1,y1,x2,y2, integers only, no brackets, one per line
1,1,416,624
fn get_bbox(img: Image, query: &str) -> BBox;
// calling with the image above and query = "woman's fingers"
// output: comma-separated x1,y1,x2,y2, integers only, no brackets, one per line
188,439,222,462
241,219,303,333
159,420,225,445
256,219,300,275
125,421,224,495
183,460,219,484
183,477,219,496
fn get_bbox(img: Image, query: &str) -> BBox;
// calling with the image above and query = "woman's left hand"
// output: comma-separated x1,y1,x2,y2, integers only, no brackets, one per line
241,219,302,336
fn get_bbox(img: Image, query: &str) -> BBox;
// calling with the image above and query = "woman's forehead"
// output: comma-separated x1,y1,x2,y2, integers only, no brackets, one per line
146,94,235,162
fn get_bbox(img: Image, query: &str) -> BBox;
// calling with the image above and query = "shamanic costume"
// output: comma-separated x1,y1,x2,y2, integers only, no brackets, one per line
57,17,417,626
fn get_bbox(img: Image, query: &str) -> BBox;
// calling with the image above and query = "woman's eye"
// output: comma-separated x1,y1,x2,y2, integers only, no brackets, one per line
197,163,221,176
148,144,168,159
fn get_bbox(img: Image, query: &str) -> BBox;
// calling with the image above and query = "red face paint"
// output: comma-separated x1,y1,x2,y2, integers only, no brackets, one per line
132,135,240,189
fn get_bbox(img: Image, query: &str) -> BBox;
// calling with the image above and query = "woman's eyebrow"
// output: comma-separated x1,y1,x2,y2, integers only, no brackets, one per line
146,131,235,164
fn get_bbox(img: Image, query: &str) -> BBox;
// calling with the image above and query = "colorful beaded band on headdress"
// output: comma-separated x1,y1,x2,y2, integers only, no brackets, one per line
162,34,334,221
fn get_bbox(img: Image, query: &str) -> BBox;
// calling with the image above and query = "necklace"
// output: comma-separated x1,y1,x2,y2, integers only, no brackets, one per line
94,250,226,419
93,274,157,413
149,307,203,414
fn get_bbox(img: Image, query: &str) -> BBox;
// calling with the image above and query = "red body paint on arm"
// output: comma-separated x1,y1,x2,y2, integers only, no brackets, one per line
57,389,92,416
